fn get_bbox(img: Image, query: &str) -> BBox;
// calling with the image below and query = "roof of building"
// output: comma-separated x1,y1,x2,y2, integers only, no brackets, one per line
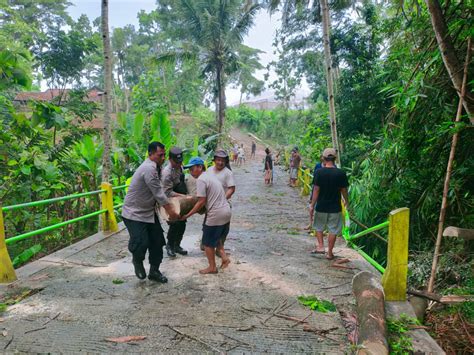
14,88,104,103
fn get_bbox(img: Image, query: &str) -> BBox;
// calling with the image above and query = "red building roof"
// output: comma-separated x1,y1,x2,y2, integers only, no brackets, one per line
14,88,104,103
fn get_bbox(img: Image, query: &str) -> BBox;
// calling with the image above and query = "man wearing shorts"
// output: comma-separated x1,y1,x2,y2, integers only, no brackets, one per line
181,157,231,274
309,148,349,260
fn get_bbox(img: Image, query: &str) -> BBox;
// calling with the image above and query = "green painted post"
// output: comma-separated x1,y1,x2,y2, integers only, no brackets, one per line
381,208,410,301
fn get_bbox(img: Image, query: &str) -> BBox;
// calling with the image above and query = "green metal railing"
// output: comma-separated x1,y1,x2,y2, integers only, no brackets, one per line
0,182,129,283
5,209,107,245
3,189,106,212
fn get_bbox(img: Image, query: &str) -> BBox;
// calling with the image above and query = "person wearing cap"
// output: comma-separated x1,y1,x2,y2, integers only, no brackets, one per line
122,142,179,282
309,148,349,260
181,157,231,274
289,147,301,187
207,149,236,255
208,150,236,200
161,146,189,258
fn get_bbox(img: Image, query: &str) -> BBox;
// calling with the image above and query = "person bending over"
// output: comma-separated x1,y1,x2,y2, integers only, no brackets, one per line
181,157,231,274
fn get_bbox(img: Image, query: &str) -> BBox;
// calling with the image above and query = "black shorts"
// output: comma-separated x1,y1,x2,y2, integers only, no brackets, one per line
202,223,230,248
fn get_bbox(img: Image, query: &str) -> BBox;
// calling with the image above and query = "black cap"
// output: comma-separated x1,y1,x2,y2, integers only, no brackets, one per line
169,147,183,163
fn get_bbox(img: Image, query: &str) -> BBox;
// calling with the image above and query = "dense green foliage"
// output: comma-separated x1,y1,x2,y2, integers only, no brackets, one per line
0,1,219,265
232,0,473,291
1,0,472,301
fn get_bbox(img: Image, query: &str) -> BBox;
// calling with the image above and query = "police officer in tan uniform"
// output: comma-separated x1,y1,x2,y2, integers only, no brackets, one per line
122,142,178,282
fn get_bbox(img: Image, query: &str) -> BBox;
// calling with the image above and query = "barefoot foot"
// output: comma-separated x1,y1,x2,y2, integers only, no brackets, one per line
220,258,231,269
199,267,218,274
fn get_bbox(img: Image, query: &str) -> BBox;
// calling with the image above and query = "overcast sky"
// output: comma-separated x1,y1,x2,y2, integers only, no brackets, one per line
68,0,308,104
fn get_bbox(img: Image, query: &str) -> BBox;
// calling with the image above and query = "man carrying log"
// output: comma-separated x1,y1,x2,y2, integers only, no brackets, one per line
181,157,231,274
122,142,179,282
207,149,236,256
161,147,188,258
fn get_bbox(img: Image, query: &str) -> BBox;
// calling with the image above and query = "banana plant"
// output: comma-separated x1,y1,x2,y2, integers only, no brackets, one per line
74,135,103,191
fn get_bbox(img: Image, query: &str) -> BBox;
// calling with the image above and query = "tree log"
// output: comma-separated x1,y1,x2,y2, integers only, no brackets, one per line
442,226,474,240
353,271,388,355
158,196,205,221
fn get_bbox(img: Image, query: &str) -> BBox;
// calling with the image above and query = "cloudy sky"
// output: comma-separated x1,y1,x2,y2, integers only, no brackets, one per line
68,0,307,104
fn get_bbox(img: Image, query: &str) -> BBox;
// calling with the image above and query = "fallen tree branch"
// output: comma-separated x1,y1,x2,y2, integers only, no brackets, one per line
165,325,222,353
24,327,46,334
321,281,351,290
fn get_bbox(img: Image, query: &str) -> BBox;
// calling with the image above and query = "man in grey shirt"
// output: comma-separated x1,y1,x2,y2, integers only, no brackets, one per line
122,142,179,282
181,157,231,275
161,147,188,257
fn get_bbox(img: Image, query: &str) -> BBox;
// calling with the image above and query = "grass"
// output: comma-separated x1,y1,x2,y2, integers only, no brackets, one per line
112,278,125,285
297,295,337,313
387,314,419,354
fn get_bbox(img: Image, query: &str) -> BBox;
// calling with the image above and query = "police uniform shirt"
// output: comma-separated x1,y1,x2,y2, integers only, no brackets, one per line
161,163,183,198
122,158,169,223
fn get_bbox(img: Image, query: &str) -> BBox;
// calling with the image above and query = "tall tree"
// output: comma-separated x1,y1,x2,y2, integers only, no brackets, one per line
320,0,339,161
424,0,474,122
268,0,354,163
157,0,261,134
231,45,265,105
267,32,302,109
101,0,113,182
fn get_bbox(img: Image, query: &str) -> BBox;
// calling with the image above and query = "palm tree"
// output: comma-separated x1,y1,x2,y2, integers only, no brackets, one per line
157,0,261,134
268,0,352,164
101,0,113,182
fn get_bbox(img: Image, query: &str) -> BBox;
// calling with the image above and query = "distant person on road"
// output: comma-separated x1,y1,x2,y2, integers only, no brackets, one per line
161,147,189,258
237,144,245,166
251,141,257,159
208,149,236,255
122,142,179,283
264,148,273,185
289,147,301,187
309,148,349,260
181,157,231,274
232,144,239,164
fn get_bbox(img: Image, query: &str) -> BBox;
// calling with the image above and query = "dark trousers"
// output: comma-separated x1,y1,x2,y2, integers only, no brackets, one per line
167,220,186,247
123,214,165,266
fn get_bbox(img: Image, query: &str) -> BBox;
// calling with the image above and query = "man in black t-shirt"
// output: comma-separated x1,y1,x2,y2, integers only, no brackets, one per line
309,148,349,260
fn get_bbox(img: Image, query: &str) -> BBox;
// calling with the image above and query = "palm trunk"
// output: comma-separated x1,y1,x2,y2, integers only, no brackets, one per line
101,0,113,182
424,0,474,122
216,65,226,134
320,0,341,164
427,38,471,293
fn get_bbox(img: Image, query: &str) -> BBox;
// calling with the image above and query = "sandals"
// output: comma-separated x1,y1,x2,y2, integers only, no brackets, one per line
310,250,325,255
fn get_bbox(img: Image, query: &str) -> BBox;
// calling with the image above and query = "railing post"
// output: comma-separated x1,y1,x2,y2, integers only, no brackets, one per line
0,206,17,283
381,207,409,301
302,168,311,196
296,167,302,187
100,182,118,233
